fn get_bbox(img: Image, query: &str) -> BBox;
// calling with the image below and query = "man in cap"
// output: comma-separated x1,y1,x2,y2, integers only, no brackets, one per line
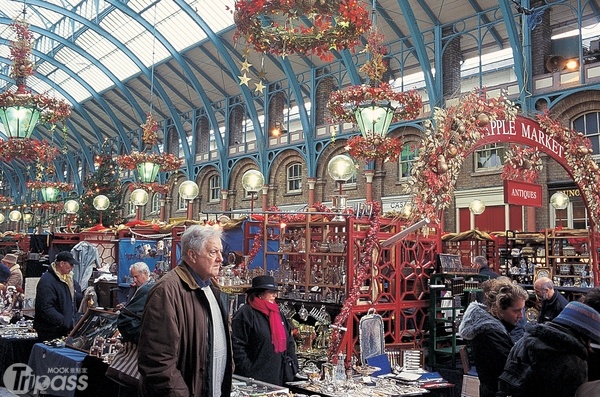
33,251,83,341
497,300,600,397
1,253,23,289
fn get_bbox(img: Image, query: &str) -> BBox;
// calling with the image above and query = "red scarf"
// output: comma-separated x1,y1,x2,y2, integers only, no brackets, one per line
248,296,287,353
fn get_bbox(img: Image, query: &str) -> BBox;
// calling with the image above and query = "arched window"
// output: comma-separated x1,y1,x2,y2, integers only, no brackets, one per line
151,193,160,214
573,112,600,154
287,163,302,193
474,143,504,171
209,175,221,202
399,141,419,179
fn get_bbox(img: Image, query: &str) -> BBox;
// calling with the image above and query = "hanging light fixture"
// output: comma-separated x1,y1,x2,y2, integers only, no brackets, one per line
354,101,396,138
41,186,59,202
0,15,71,139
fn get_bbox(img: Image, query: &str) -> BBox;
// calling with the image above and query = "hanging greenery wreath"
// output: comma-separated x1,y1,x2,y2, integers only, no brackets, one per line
232,0,371,61
26,181,74,192
0,138,59,163
116,151,182,172
406,89,518,223
345,134,403,165
128,182,170,196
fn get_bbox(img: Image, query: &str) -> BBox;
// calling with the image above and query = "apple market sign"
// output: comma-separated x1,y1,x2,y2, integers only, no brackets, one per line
478,115,567,169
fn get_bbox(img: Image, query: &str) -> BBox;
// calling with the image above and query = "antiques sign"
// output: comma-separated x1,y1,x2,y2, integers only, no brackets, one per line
503,180,543,207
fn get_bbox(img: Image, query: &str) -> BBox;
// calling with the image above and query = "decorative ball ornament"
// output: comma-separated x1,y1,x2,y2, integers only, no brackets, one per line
233,0,371,61
477,113,490,126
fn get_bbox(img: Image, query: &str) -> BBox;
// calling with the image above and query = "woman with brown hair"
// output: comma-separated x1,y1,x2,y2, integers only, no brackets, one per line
458,277,528,397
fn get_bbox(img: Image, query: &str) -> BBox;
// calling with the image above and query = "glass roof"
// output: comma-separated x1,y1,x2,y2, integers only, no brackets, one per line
0,0,236,103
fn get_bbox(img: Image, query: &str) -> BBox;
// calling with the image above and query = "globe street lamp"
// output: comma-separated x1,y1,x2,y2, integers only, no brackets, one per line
327,154,356,221
93,195,110,227
241,170,264,213
8,210,22,232
130,188,149,220
179,180,199,220
64,199,79,232
550,191,569,227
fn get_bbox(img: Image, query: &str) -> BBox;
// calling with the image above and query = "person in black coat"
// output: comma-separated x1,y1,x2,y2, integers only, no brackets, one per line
458,277,528,397
498,301,600,397
534,276,568,323
231,275,298,386
34,251,83,341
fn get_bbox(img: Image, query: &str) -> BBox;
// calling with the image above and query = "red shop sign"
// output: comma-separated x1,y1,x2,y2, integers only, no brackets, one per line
504,180,543,207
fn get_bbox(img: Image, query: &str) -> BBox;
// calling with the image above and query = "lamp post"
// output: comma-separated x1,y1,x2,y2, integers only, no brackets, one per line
327,155,356,222
22,209,33,233
8,210,22,232
64,199,79,232
93,195,110,227
550,191,569,227
179,180,199,220
241,170,264,213
130,188,149,220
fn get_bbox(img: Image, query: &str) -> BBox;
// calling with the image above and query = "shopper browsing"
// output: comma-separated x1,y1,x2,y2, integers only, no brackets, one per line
232,275,298,386
137,225,233,397
33,251,83,341
458,277,528,397
534,276,568,323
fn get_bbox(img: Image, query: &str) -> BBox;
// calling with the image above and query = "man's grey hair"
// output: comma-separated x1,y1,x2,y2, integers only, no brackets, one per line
130,261,150,275
473,256,488,267
181,225,223,259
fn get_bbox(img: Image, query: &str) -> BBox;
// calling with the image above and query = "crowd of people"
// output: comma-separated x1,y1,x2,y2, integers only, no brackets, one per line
23,229,600,397
459,263,600,397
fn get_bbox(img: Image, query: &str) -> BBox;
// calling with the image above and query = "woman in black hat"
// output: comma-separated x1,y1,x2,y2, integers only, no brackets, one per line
231,275,298,386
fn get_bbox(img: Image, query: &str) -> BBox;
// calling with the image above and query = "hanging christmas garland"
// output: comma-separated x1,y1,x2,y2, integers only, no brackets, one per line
345,134,403,165
406,89,518,223
501,145,543,183
0,138,59,163
232,0,371,61
328,200,381,360
26,181,74,192
536,112,600,226
116,151,182,172
128,182,170,196
141,113,160,147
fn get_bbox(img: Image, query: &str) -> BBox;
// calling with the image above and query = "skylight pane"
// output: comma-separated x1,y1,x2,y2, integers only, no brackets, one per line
101,52,139,81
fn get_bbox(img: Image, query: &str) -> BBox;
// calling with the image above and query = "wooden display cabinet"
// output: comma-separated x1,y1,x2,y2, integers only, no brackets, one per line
545,228,594,287
501,230,546,284
262,215,348,304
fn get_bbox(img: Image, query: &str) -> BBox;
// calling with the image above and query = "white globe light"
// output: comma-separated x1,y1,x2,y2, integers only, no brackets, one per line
130,188,149,206
93,195,110,211
8,210,22,222
179,180,199,200
327,154,355,182
469,199,486,215
64,200,80,214
550,191,569,210
241,170,264,193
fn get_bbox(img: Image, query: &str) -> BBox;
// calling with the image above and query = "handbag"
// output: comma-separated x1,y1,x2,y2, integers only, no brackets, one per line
283,352,297,382
105,341,140,388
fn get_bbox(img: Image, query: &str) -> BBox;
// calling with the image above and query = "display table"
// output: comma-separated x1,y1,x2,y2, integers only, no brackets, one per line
27,343,118,397
0,336,39,387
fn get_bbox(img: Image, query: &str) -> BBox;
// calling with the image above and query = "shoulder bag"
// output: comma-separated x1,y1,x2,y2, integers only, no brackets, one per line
105,340,140,388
